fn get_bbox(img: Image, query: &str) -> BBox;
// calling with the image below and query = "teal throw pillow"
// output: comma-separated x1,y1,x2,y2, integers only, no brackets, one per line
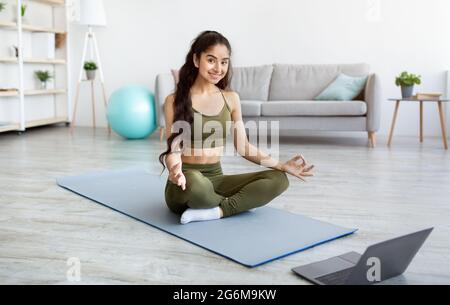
315,73,368,101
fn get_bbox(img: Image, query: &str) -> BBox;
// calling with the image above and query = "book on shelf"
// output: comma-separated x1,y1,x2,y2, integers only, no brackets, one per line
0,88,18,92
413,92,442,100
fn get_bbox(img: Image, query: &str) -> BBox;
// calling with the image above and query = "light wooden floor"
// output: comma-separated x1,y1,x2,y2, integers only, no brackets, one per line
0,125,449,285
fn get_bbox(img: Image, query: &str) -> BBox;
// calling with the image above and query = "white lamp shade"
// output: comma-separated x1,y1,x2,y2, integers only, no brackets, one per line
79,0,107,26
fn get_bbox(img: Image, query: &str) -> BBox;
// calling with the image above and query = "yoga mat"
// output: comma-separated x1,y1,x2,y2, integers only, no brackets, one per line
57,168,357,267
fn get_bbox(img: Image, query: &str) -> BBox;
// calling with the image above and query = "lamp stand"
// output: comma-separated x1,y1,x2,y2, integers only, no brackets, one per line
70,26,110,134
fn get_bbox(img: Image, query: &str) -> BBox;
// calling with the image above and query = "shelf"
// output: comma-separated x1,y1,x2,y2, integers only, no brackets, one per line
0,117,68,131
0,90,19,97
31,0,66,6
0,21,66,34
0,89,66,97
26,116,67,128
25,89,67,96
23,24,66,34
0,123,20,132
27,58,66,64
0,57,66,64
0,21,16,29
0,58,17,63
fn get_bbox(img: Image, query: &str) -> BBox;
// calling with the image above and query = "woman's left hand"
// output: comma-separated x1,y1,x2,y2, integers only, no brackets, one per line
280,154,314,181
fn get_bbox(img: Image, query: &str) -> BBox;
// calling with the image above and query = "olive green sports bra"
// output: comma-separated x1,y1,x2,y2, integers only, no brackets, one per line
189,90,232,149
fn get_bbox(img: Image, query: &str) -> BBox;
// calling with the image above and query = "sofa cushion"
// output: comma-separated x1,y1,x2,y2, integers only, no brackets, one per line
240,100,263,116
269,63,370,100
261,100,367,116
230,65,273,101
315,73,368,101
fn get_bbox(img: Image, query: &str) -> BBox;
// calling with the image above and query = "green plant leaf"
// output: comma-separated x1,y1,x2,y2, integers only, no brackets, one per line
395,71,421,87
21,4,26,17
83,61,98,70
34,70,53,82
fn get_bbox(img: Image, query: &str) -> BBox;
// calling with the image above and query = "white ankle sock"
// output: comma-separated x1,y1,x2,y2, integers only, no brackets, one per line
180,207,221,224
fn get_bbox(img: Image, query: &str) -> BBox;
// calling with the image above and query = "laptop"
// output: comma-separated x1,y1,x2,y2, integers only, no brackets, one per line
292,227,433,285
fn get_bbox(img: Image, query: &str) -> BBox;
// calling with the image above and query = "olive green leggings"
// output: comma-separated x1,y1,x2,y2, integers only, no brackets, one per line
164,161,289,217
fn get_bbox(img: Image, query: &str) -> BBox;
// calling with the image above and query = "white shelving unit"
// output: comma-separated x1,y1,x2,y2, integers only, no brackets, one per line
0,0,71,133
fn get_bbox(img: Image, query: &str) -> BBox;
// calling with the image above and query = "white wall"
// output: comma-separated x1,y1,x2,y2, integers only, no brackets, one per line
69,0,450,137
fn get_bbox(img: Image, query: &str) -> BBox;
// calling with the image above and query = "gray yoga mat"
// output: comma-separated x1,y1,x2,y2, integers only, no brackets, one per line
57,168,356,267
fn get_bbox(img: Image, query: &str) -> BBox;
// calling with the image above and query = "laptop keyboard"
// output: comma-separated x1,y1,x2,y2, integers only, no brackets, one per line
315,268,354,285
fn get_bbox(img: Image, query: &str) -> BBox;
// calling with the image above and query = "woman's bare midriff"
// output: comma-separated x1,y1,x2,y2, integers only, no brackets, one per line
181,146,224,164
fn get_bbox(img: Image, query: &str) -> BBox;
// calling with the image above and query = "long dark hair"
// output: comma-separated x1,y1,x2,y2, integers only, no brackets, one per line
158,30,233,174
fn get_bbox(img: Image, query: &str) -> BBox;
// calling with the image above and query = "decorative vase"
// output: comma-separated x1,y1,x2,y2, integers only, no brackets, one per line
86,70,96,80
14,15,28,24
40,81,47,90
9,46,19,58
401,85,414,98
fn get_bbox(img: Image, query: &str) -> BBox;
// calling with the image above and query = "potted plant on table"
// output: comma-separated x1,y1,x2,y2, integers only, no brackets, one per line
34,70,53,89
84,61,98,80
395,71,421,98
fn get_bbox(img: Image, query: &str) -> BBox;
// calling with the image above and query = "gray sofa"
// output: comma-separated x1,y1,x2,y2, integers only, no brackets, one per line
155,63,381,147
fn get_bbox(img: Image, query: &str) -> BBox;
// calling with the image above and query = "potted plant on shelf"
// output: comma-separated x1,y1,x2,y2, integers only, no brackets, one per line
84,61,98,80
0,2,6,13
14,3,27,23
395,71,421,98
34,70,53,89
21,4,27,23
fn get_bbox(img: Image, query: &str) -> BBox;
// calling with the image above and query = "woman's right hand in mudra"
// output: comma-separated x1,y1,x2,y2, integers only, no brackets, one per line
280,154,315,182
169,162,186,191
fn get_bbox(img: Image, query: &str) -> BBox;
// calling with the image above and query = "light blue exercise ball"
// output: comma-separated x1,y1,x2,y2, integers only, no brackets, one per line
107,85,157,139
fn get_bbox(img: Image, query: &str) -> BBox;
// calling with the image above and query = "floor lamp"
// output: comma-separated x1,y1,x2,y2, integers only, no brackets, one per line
70,0,110,134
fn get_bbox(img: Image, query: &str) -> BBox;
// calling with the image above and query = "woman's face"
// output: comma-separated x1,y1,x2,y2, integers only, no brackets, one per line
194,44,230,84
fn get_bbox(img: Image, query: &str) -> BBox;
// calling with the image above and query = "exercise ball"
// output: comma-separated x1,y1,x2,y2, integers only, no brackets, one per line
107,85,157,139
